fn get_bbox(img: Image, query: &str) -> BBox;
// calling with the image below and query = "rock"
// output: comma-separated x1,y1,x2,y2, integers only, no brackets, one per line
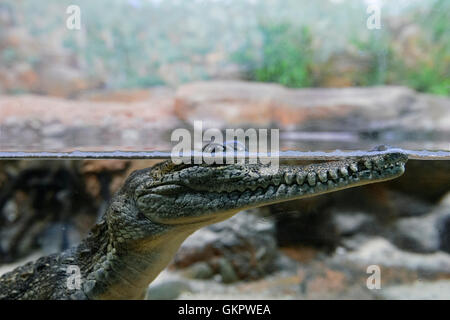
332,212,376,236
439,215,450,253
298,262,352,299
436,193,450,253
0,93,177,129
172,210,278,282
35,65,92,98
334,237,450,274
41,123,66,138
182,262,214,280
218,258,239,284
0,92,179,150
390,192,450,253
376,280,450,300
272,197,338,250
175,81,450,131
393,216,440,253
146,280,192,300
78,89,150,103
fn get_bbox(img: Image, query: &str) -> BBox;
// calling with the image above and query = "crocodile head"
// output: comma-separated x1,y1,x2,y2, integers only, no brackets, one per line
126,151,408,229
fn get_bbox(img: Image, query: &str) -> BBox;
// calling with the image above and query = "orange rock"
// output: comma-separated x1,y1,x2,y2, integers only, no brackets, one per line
301,263,348,295
79,89,154,103
0,93,177,129
17,68,39,90
280,246,319,263
174,80,439,131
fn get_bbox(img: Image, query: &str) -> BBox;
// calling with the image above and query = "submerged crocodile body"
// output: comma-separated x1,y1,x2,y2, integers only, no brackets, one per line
0,152,407,299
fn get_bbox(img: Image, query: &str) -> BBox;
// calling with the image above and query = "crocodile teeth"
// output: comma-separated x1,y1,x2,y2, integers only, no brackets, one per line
338,177,348,186
349,163,358,173
318,171,328,183
296,172,306,185
266,185,276,197
339,167,348,177
307,172,317,186
288,184,299,195
272,176,282,186
284,172,295,185
315,181,327,192
277,184,287,195
328,169,338,180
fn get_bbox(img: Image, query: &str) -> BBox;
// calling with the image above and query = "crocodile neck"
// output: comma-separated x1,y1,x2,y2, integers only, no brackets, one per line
80,222,198,299
80,210,238,299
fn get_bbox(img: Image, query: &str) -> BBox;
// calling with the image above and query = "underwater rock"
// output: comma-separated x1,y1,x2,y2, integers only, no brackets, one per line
391,194,450,253
375,280,450,300
182,262,215,280
146,279,192,300
171,210,278,282
333,237,450,274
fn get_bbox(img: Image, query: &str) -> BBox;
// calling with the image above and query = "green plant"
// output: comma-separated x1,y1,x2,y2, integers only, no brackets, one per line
403,0,450,95
351,32,394,86
234,22,315,88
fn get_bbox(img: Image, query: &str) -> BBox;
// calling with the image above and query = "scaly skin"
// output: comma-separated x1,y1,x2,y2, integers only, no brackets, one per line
0,152,408,299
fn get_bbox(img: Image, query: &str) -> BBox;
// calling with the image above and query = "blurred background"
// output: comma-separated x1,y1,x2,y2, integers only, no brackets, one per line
0,0,449,95
0,0,449,299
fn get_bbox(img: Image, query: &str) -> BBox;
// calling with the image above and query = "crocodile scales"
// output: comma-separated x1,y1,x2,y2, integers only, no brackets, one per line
0,152,408,299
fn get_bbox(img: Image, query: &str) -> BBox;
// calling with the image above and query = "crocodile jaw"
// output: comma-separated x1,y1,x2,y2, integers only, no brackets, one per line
136,152,408,225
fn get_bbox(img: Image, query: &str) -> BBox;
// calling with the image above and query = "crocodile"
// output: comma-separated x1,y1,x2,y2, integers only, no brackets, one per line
0,151,407,299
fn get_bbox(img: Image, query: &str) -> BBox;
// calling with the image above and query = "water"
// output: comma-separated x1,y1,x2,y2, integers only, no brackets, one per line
0,148,449,160
1,123,449,161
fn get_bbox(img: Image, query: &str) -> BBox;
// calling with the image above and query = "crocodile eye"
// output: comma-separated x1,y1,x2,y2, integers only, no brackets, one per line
202,142,225,155
224,140,246,152
202,140,247,156
151,160,191,179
